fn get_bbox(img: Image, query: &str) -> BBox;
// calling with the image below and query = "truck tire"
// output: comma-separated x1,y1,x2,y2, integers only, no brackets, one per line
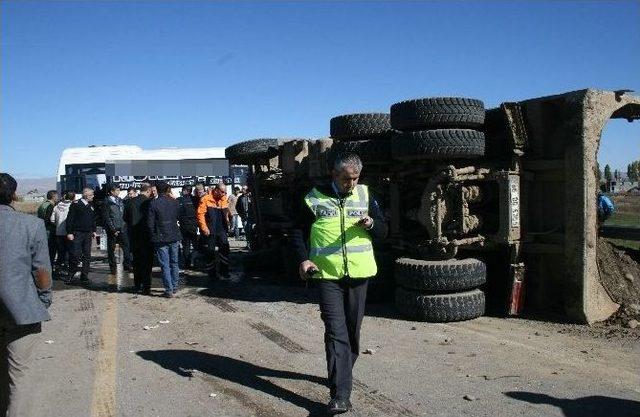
330,113,393,140
392,129,485,160
395,288,485,322
396,258,486,292
390,97,485,131
225,138,280,162
258,197,286,220
332,139,391,163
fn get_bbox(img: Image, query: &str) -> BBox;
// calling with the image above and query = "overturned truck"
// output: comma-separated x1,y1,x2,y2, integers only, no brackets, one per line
225,89,640,324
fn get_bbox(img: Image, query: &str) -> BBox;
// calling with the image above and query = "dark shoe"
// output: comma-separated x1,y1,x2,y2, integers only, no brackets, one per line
141,288,151,296
162,292,173,298
327,399,351,415
80,276,89,282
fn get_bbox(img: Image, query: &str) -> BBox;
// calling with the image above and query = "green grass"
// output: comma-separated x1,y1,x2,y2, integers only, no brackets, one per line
604,238,640,252
603,205,640,251
605,212,640,227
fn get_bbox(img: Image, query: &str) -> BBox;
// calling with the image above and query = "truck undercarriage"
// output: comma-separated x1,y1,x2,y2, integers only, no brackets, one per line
226,89,640,324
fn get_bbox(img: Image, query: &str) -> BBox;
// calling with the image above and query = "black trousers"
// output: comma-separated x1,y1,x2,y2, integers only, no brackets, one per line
126,225,134,265
106,230,131,272
180,230,198,268
131,243,153,291
56,235,71,268
47,232,57,270
69,231,93,280
318,278,369,401
206,232,230,277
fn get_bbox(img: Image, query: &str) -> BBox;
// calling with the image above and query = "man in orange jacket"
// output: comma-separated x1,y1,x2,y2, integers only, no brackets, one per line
197,183,232,278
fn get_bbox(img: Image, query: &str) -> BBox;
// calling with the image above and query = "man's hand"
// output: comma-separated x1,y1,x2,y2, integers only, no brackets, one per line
67,234,74,241
299,260,319,280
357,216,374,230
114,231,120,236
202,229,211,236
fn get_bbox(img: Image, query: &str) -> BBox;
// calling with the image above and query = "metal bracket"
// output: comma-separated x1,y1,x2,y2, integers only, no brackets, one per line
501,102,529,152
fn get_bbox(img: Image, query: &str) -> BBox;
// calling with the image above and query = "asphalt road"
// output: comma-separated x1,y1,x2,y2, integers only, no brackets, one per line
24,241,640,417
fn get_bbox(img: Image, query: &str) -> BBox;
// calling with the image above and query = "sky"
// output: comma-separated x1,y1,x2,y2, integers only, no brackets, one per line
1,0,639,178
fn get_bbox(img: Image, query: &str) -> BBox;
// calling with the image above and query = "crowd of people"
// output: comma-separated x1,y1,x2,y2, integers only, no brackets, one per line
3,153,387,415
35,181,253,297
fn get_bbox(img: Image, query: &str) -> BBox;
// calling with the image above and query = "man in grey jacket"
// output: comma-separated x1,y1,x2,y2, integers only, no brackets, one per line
102,184,132,274
0,173,52,417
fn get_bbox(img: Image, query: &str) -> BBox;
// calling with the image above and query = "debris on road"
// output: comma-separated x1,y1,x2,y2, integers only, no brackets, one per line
44,340,54,344
481,375,520,381
158,320,170,324
363,348,376,355
185,341,199,346
143,325,159,330
209,393,217,398
463,395,477,401
626,319,639,329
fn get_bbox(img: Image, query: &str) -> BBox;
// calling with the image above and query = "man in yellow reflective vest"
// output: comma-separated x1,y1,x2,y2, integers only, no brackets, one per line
290,153,387,414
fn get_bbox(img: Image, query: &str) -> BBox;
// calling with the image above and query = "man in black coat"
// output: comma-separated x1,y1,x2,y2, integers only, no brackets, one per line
122,186,137,265
147,182,182,297
289,153,388,415
102,184,132,274
124,183,154,294
66,187,97,283
236,186,252,247
177,185,199,269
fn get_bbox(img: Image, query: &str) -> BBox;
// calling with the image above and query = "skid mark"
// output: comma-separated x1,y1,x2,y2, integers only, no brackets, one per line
352,378,417,416
90,293,118,417
207,298,238,313
249,321,308,353
77,291,102,351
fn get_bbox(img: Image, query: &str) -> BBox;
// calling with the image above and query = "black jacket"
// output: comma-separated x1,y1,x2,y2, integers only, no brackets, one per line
147,196,182,244
237,193,251,220
102,196,125,233
123,197,134,225
289,182,388,265
177,195,198,235
66,200,97,234
124,195,152,246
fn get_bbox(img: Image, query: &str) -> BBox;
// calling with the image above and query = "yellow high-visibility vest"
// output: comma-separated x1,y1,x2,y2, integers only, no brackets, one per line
304,184,377,279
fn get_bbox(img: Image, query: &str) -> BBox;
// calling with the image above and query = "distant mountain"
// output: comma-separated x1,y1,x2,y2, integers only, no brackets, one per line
15,177,57,196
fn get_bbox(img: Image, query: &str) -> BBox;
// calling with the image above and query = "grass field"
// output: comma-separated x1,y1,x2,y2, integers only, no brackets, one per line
605,212,640,227
605,195,639,225
606,238,639,251
604,194,640,251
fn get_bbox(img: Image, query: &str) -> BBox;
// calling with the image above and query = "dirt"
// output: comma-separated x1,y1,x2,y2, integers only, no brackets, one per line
31,249,640,417
597,237,640,328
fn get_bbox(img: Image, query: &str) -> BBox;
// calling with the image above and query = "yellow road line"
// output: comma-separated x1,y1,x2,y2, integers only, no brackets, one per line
90,292,119,417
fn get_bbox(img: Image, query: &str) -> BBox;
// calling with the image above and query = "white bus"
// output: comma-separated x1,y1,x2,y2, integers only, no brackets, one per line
57,145,247,198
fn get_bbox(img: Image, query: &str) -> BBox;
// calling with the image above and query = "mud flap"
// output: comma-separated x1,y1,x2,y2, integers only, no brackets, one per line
508,263,526,316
